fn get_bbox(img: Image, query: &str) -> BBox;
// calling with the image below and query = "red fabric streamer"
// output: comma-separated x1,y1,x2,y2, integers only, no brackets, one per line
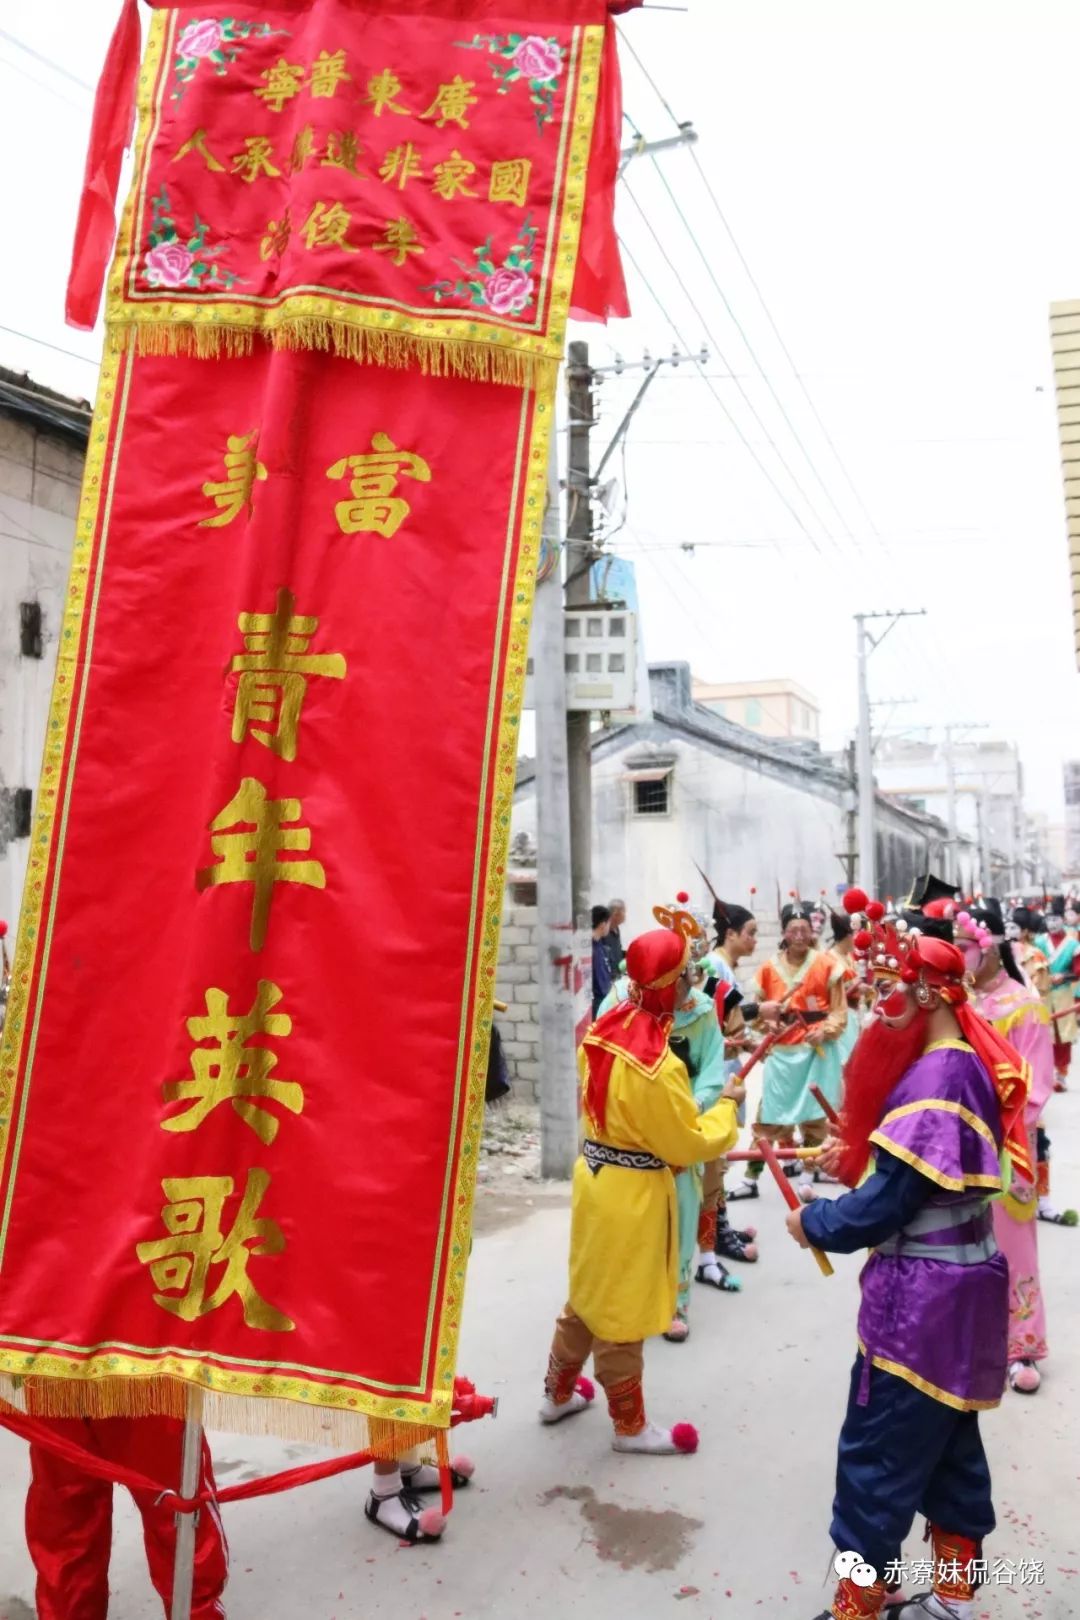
65,0,141,330
0,1399,376,1510
571,19,631,322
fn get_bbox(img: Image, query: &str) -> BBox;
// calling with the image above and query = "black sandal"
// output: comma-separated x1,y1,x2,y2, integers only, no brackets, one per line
365,1486,441,1543
727,1180,760,1201
401,1462,472,1493
715,1225,758,1263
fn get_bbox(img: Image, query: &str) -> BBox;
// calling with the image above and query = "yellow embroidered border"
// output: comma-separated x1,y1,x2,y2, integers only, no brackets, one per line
105,13,604,387
856,1339,1001,1412
869,1134,1002,1194
879,1098,999,1150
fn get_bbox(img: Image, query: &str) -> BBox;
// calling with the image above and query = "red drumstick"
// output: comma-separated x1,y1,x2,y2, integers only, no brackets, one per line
756,1135,833,1277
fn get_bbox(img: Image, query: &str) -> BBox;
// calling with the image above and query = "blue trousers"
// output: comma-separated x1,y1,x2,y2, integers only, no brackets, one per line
830,1355,995,1576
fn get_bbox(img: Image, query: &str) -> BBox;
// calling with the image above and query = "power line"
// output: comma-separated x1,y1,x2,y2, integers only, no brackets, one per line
0,324,100,368
0,28,94,91
0,50,91,115
620,183,838,559
644,148,868,551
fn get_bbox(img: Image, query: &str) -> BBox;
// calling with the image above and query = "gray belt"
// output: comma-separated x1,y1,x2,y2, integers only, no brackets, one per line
876,1197,998,1264
583,1140,665,1176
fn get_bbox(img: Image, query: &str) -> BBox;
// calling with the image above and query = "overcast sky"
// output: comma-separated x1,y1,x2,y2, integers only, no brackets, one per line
2,1,1079,814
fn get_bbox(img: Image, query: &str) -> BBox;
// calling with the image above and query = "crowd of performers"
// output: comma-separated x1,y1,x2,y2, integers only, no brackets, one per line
539,873,1076,1620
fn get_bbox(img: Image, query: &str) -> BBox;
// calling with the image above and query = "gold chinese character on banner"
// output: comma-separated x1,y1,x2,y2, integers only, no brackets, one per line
433,151,478,200
288,124,319,174
230,586,347,762
322,130,364,174
489,158,532,207
260,210,292,262
172,128,225,172
421,75,478,130
326,432,432,538
379,142,423,190
196,779,326,953
373,217,423,267
363,68,411,117
309,48,350,98
232,136,282,183
200,432,268,528
136,1168,294,1330
301,200,358,252
163,981,303,1145
255,58,305,112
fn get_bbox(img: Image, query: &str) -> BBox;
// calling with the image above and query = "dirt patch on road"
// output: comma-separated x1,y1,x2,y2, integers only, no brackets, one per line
472,1101,568,1233
540,1483,703,1572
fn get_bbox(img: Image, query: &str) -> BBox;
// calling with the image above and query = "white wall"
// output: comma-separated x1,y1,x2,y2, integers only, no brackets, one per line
0,414,80,932
516,732,852,941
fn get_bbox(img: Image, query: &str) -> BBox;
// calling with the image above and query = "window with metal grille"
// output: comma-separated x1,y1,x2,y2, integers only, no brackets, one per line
19,602,43,659
13,788,32,839
633,776,670,816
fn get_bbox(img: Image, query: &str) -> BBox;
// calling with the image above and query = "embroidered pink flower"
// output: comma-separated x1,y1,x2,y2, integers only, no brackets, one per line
177,19,224,59
484,266,534,317
144,242,196,289
512,35,562,81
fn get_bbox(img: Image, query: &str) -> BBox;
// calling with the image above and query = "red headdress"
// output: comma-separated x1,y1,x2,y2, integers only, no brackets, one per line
841,887,1033,1182
581,906,700,1134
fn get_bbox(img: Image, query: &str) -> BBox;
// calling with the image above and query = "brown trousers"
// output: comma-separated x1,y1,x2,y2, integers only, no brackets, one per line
547,1304,643,1393
754,1116,829,1150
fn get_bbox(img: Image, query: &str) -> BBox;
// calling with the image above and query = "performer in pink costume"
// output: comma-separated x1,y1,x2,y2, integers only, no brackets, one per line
958,901,1054,1394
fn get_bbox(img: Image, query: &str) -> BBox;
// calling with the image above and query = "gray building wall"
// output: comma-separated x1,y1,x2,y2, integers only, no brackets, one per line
0,386,86,931
514,663,951,939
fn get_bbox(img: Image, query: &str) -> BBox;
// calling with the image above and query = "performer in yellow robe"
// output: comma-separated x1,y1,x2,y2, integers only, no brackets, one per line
539,911,741,1454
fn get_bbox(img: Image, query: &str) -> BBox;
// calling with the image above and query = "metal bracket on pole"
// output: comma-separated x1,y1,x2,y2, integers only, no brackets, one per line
618,122,697,176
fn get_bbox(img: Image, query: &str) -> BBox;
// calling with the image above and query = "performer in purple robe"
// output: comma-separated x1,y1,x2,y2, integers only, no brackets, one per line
789,884,1032,1620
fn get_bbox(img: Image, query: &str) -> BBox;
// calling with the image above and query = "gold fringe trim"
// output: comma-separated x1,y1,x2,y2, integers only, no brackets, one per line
106,318,558,391
1,1375,443,1456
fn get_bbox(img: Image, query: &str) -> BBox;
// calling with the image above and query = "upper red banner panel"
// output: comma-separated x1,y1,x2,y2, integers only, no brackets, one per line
103,5,612,381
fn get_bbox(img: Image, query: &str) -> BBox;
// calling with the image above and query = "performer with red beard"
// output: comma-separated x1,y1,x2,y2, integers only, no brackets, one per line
790,888,1032,1620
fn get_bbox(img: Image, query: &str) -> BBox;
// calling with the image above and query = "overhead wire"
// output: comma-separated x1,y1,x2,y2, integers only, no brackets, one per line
616,211,832,560
621,174,854,567
616,26,979,732
0,28,95,92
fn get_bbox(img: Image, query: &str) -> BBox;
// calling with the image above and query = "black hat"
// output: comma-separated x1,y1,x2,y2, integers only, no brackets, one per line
903,907,955,943
906,873,961,910
967,898,1007,937
781,901,812,930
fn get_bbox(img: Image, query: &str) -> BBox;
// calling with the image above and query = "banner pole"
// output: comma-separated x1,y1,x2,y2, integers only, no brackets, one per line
170,1384,204,1620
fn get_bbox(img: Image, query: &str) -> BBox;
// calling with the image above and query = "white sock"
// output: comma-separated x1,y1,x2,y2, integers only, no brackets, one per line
925,1597,973,1620
373,1468,403,1498
401,1461,439,1489
697,1249,721,1272
1039,1195,1060,1218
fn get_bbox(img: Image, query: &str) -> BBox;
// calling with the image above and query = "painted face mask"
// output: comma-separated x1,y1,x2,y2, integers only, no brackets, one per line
873,981,917,1027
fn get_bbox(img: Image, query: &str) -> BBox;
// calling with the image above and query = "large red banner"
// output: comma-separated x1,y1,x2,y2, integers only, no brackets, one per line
0,340,548,1432
1,0,624,1443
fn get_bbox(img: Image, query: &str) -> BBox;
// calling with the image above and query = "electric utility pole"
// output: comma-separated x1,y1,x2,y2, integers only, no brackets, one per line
565,340,595,932
533,447,579,1178
854,609,926,896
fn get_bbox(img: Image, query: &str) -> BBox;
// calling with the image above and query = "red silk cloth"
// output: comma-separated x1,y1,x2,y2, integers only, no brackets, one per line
0,343,547,1427
69,1,627,345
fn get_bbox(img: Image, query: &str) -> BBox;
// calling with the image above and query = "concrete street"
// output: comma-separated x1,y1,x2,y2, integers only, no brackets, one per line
1,1090,1077,1620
